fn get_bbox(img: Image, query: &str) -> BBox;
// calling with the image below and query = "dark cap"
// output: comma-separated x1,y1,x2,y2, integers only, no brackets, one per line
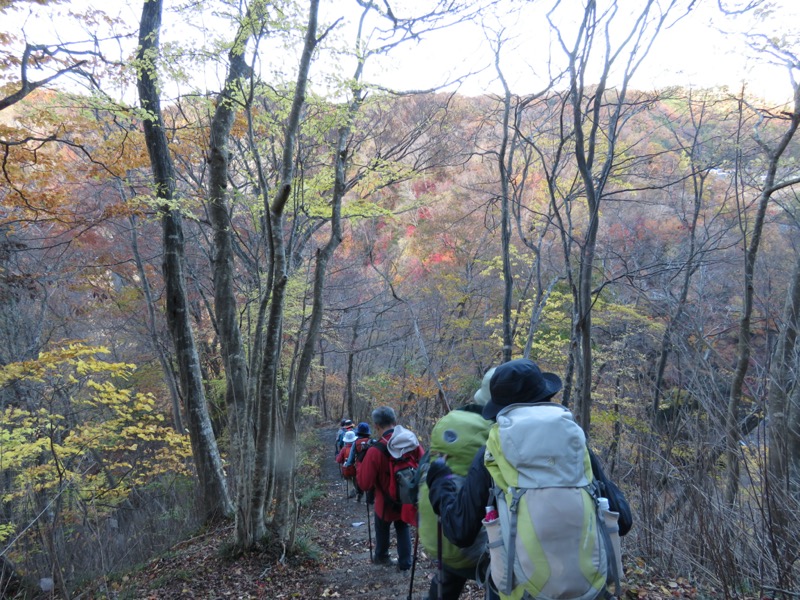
481,358,563,420
356,422,371,436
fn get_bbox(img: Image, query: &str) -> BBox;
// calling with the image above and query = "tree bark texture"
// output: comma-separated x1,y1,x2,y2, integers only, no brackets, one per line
136,0,232,522
246,0,320,548
205,7,257,547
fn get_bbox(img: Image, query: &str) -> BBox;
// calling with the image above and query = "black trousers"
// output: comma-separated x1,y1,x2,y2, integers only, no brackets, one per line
426,565,499,600
427,566,466,600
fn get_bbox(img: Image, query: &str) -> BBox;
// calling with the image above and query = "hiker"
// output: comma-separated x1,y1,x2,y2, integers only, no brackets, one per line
418,366,496,600
344,421,373,502
336,430,358,484
334,419,347,455
335,418,354,455
426,358,632,600
357,406,424,572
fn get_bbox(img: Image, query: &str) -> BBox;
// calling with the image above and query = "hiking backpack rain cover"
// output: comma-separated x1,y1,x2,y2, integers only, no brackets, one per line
419,408,493,570
484,403,619,600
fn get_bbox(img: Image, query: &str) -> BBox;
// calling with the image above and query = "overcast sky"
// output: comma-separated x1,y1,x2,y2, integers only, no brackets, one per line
5,0,799,105
332,0,800,104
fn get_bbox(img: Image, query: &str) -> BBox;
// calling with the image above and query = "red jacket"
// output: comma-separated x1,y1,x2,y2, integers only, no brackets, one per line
356,428,424,525
336,443,356,478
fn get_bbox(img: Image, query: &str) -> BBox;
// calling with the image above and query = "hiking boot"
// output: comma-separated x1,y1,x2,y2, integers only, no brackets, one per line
356,492,363,503
347,490,356,498
372,556,397,567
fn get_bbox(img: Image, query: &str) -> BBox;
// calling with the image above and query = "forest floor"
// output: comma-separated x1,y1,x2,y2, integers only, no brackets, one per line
101,426,708,600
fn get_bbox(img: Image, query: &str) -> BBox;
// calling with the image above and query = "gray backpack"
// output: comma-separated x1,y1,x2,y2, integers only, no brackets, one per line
483,403,621,600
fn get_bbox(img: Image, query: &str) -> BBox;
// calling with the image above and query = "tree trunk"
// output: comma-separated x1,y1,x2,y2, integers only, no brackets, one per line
245,0,319,548
320,339,329,420
345,315,360,419
496,47,514,365
726,84,800,504
559,0,671,432
766,253,800,555
136,0,232,522
205,6,258,545
128,212,184,433
568,35,603,432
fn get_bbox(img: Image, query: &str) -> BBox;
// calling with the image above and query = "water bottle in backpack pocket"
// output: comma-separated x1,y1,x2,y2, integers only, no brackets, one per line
482,506,510,593
598,497,623,581
483,403,619,600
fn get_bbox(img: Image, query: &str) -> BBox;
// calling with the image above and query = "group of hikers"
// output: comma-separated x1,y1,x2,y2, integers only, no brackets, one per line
333,358,633,600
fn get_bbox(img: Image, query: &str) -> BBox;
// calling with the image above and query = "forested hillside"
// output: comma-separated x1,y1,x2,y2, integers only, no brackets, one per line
2,0,800,598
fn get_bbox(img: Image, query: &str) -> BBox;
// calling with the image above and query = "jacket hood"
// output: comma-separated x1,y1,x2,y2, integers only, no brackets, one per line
387,425,419,458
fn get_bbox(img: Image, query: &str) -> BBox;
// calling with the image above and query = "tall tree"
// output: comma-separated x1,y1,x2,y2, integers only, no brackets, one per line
550,0,685,431
725,75,800,503
135,0,232,522
244,0,321,549
203,0,270,548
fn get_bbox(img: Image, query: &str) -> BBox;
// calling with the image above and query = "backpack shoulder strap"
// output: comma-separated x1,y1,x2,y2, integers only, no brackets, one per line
376,438,391,457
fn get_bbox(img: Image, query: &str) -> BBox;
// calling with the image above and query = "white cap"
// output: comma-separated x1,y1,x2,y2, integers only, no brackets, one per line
473,367,496,406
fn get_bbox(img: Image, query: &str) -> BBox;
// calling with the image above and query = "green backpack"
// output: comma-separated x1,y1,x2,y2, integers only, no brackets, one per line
419,407,493,570
484,403,620,600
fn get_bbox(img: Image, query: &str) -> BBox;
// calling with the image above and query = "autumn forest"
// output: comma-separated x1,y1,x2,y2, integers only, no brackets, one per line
2,0,800,598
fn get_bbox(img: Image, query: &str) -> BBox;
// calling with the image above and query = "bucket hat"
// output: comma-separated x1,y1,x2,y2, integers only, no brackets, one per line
481,358,562,420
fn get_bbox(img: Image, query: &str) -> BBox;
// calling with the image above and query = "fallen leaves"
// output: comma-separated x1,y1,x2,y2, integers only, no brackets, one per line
77,426,753,600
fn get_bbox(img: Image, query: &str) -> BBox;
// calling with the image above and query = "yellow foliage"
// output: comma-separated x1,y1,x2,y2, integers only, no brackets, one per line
0,344,192,555
0,522,16,546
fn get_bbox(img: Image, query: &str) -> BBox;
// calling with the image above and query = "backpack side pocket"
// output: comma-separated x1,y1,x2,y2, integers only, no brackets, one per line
483,512,509,594
599,503,623,584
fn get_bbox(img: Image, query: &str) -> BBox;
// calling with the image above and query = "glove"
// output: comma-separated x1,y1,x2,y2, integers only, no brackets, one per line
426,457,452,488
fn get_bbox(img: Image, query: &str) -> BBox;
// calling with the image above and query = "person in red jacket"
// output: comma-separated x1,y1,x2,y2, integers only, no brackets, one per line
356,406,424,571
336,430,358,495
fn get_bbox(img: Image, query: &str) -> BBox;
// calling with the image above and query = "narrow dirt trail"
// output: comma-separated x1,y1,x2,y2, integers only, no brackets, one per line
109,428,488,599
310,428,485,600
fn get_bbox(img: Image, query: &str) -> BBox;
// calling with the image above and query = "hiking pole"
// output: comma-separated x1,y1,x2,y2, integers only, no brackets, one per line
437,517,444,600
366,499,373,562
407,526,419,600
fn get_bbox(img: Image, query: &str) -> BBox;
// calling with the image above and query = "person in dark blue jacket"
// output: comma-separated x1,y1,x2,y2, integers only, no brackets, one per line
426,358,632,600
427,359,561,548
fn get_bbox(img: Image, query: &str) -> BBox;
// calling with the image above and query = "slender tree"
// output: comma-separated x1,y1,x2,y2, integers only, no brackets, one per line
550,0,684,431
136,0,232,522
204,0,268,547
726,79,800,504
